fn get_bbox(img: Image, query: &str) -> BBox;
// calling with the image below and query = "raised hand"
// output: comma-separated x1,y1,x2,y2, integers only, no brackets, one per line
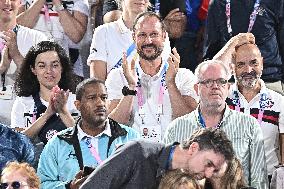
229,33,255,48
1,30,20,60
121,52,138,88
165,48,180,83
52,86,69,114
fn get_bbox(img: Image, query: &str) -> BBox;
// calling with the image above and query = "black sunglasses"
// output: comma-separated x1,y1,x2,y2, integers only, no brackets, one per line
0,181,28,189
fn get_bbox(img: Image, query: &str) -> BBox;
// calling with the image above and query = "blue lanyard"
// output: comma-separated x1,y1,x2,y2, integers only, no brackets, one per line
198,110,222,129
112,42,136,70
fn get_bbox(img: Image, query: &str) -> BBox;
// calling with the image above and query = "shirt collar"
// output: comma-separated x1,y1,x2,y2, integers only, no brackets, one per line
117,17,131,34
135,58,168,80
77,119,112,141
194,105,230,127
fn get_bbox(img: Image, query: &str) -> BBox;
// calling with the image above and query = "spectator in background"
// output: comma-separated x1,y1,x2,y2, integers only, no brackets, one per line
11,41,78,144
158,169,201,189
204,0,284,95
88,0,171,81
1,162,40,189
106,12,198,142
160,0,209,72
0,0,47,125
17,0,89,83
37,78,139,189
163,60,268,188
0,123,34,171
220,35,284,184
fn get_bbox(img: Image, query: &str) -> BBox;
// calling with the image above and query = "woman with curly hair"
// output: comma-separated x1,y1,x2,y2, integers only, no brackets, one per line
1,161,40,189
10,41,78,144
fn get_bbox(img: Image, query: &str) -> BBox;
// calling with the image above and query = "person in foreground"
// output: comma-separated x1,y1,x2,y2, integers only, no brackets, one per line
80,128,235,189
1,161,40,189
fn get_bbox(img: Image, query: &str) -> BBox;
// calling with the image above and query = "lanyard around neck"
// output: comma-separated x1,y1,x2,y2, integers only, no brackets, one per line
198,110,222,129
225,0,260,35
233,90,266,125
136,62,168,124
84,137,103,165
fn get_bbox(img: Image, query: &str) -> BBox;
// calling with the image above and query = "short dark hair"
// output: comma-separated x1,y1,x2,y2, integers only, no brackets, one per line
133,11,165,32
182,128,235,161
76,78,105,100
14,41,75,96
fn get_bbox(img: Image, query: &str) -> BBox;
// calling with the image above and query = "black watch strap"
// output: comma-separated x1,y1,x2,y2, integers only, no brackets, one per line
122,86,137,96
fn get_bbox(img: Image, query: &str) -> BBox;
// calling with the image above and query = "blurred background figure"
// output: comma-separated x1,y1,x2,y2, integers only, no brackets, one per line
158,169,201,189
0,123,34,172
1,161,40,189
17,0,89,84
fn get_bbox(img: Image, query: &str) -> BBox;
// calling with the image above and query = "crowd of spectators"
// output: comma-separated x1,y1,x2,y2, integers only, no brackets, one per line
1,0,284,188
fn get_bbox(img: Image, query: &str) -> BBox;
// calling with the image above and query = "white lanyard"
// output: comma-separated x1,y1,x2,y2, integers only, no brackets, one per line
232,90,267,125
225,0,260,35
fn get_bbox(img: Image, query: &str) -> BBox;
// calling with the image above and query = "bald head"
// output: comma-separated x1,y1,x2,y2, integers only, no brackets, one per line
232,43,263,88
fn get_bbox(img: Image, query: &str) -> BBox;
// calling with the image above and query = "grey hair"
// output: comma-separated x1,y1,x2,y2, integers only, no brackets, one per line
194,60,232,81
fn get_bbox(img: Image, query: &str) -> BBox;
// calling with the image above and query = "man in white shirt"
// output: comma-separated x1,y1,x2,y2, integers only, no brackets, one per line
223,36,284,184
106,12,198,142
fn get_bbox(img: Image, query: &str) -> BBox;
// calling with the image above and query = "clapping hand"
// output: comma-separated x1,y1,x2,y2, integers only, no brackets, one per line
165,48,180,84
51,85,69,114
122,52,138,88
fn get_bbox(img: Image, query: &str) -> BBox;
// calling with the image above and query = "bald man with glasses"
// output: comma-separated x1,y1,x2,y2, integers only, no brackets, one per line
163,59,268,188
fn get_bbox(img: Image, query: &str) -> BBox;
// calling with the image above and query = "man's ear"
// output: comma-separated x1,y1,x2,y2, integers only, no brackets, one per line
188,142,200,155
194,83,199,96
74,100,80,111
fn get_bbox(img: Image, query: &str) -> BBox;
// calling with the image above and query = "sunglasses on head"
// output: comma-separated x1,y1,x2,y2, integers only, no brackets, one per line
0,181,29,189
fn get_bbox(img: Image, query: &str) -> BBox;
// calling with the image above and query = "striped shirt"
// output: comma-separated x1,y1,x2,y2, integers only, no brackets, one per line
163,106,268,189
227,80,284,175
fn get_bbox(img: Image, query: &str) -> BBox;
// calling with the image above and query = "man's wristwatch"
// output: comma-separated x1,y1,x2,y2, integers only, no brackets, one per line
54,3,65,12
122,86,137,96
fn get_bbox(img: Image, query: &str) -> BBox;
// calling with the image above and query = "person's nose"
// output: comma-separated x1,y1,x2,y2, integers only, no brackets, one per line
95,97,105,106
243,63,254,73
144,35,153,43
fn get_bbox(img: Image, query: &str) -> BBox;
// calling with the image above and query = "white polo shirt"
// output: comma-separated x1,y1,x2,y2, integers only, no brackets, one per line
227,80,284,175
106,59,198,143
77,120,112,151
10,93,79,129
87,17,171,74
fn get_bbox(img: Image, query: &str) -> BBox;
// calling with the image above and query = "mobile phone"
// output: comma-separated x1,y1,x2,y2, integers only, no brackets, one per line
82,166,95,177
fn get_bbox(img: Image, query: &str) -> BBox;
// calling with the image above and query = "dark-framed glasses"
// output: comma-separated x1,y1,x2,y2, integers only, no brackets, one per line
0,181,29,189
198,78,228,88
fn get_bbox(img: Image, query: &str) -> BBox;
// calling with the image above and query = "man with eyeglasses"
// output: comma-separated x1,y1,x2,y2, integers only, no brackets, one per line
163,59,268,188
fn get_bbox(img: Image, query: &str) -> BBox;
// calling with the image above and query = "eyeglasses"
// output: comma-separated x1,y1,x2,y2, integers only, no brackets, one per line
0,181,29,189
198,78,228,88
